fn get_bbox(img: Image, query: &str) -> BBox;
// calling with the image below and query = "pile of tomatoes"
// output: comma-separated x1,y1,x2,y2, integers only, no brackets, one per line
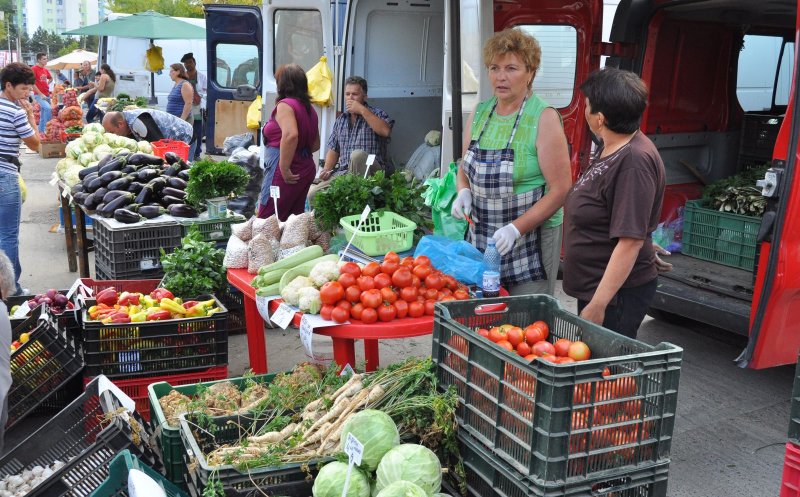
477,322,592,364
318,252,472,324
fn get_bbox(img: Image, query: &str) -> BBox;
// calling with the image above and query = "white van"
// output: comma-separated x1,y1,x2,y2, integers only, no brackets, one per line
96,14,207,110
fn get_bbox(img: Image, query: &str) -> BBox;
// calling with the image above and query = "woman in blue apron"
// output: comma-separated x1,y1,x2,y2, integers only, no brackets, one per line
451,29,572,295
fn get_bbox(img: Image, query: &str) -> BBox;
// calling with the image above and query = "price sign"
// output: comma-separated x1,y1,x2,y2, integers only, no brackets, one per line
341,432,364,497
340,205,372,263
140,259,157,271
66,278,92,300
363,154,376,178
270,186,281,199
299,314,314,358
11,301,30,319
97,376,137,414
270,303,294,329
359,204,372,224
255,295,279,325
340,363,356,377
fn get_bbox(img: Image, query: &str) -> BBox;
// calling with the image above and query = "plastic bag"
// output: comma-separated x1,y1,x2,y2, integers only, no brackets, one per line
223,133,255,156
247,95,262,130
423,162,467,240
406,141,441,180
653,207,684,253
144,44,164,73
306,56,333,107
414,235,484,285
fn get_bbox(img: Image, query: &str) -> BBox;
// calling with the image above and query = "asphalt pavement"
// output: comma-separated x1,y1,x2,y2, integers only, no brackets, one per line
14,150,795,497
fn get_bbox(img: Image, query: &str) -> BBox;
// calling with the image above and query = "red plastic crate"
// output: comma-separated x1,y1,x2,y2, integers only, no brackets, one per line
782,442,800,497
83,366,228,422
152,139,190,161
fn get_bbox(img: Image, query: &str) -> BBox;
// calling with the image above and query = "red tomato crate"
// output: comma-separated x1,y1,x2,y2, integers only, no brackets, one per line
432,295,683,488
152,139,190,161
84,365,229,422
782,442,800,497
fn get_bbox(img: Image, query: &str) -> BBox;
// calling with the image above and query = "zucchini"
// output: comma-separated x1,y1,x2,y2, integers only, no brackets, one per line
277,253,338,292
258,245,324,276
256,283,281,298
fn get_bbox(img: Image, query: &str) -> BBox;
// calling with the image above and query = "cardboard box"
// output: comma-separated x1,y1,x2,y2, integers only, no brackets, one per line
40,141,66,159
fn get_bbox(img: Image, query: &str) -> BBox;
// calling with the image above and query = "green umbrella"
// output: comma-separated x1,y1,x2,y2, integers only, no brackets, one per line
63,11,206,103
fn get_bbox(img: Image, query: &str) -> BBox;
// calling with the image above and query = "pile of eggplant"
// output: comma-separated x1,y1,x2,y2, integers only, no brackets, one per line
70,151,199,224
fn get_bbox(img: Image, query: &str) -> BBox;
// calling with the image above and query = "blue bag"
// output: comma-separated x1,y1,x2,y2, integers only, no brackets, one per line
413,235,485,285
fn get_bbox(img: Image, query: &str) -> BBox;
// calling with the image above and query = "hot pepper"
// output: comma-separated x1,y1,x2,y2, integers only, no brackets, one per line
141,295,157,309
146,309,172,321
182,301,200,310
118,292,141,306
130,311,147,322
185,299,217,318
159,298,186,315
150,288,174,301
96,288,118,307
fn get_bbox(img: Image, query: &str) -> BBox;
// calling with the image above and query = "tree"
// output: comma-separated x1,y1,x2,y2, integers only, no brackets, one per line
105,0,204,18
57,40,80,57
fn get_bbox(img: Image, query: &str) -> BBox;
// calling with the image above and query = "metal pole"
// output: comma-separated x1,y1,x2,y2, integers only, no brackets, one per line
6,18,11,64
449,0,463,161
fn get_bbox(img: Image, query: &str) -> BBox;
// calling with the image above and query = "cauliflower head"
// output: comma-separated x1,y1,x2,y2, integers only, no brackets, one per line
280,276,314,306
309,261,340,287
298,287,321,314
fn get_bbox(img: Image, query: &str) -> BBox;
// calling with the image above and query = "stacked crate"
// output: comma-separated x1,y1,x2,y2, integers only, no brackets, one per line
93,218,183,280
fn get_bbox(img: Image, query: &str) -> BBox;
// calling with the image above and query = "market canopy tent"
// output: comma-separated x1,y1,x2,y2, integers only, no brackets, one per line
46,49,97,70
63,11,206,102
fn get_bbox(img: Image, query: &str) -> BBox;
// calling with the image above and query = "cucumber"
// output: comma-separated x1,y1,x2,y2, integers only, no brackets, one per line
256,283,281,298
278,254,340,292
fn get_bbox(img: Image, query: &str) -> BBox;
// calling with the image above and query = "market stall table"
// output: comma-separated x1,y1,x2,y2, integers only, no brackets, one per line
57,180,93,276
227,267,506,374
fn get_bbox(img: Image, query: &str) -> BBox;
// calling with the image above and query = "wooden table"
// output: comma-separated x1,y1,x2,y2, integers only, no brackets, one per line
57,181,92,277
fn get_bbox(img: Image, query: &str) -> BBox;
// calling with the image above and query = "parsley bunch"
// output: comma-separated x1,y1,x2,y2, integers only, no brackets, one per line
160,231,226,298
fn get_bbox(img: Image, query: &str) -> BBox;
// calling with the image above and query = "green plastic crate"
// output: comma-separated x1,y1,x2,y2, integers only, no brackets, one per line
339,211,416,256
179,214,246,243
148,373,277,485
90,450,188,497
682,199,761,271
432,295,683,485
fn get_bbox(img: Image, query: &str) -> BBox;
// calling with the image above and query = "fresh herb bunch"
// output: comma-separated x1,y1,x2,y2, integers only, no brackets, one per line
185,158,250,207
160,230,226,297
312,170,432,238
702,164,769,216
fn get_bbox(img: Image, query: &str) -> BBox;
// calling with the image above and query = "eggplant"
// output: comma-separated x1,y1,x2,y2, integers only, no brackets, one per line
72,192,89,205
78,165,100,181
166,177,187,190
96,154,113,170
125,203,140,212
177,159,191,171
136,168,159,183
103,190,130,204
163,152,182,165
82,171,99,185
121,164,139,174
162,163,181,177
161,187,187,200
147,177,167,193
128,182,145,194
71,183,85,194
94,202,106,213
167,204,199,218
139,205,167,219
159,195,184,206
93,187,109,200
126,153,164,166
106,175,133,191
177,169,190,182
85,176,104,193
98,157,125,176
98,170,125,186
113,209,142,224
134,184,153,205
97,192,135,217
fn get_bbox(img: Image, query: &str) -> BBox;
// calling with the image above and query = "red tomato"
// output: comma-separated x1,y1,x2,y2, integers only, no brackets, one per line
384,251,400,263
411,275,422,288
400,286,418,302
496,340,514,352
357,276,375,291
453,289,470,300
408,301,425,318
532,320,550,341
345,285,362,303
425,274,444,290
331,306,349,324
425,288,439,300
340,262,362,278
320,304,334,321
554,338,573,357
380,287,398,304
391,267,413,288
568,341,591,361
378,304,397,322
362,262,381,277
524,325,544,345
336,300,352,313
319,281,345,305
602,367,611,377
532,341,556,357
439,287,452,297
394,299,408,318
350,303,364,320
556,356,576,364
488,327,507,343
374,273,393,289
477,328,490,338
524,354,536,362
400,256,415,267
440,296,456,301
380,261,399,276
424,300,436,316
539,354,558,363
360,289,382,309
516,341,532,357
414,255,431,266
413,265,432,280
506,327,524,347
361,307,378,324
338,273,357,288
443,275,458,291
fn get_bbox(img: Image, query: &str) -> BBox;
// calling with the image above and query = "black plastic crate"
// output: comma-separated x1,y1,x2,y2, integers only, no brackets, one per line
0,376,160,497
218,284,245,335
457,433,669,497
432,296,682,484
91,450,188,497
81,296,228,379
739,112,783,162
185,474,313,497
93,219,183,280
7,311,83,429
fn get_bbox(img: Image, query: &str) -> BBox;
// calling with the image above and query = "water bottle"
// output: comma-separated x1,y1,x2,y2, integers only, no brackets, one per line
482,238,501,298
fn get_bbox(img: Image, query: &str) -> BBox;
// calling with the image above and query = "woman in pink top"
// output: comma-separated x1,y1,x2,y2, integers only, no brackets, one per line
258,64,320,220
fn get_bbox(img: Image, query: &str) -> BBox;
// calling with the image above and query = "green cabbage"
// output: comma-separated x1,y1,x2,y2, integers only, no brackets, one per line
121,136,138,152
66,140,86,159
81,131,104,150
312,461,370,497
137,141,153,154
104,133,123,148
375,444,442,496
82,123,105,134
340,409,399,472
375,481,428,497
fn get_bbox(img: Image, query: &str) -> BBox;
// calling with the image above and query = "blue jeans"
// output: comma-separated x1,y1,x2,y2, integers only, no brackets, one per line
189,118,203,160
258,146,280,205
576,278,658,339
0,173,22,292
34,95,51,133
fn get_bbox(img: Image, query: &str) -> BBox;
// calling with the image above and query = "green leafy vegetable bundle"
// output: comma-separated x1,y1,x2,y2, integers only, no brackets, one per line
702,165,769,216
185,158,250,208
160,231,226,297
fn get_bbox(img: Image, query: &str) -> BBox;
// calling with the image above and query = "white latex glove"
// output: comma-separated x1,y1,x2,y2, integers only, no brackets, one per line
493,223,521,255
451,188,473,220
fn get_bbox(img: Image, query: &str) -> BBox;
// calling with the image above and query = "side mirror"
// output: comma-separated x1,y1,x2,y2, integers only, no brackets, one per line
234,85,257,101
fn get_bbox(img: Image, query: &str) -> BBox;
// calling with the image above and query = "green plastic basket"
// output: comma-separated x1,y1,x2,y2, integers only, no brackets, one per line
90,450,188,497
339,211,416,256
179,213,246,243
148,373,277,485
682,199,761,271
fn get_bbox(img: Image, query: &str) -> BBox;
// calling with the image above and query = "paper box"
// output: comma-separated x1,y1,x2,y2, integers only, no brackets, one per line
40,141,66,159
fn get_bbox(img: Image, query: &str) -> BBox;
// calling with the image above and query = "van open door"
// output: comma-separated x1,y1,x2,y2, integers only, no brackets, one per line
204,5,262,154
443,0,604,174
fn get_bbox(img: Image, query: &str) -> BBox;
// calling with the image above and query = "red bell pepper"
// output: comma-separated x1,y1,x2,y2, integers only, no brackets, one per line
96,288,118,307
118,292,141,306
146,309,172,321
182,300,200,310
150,288,174,301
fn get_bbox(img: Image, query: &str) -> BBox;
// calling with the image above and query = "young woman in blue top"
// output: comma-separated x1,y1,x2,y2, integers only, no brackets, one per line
166,63,193,124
